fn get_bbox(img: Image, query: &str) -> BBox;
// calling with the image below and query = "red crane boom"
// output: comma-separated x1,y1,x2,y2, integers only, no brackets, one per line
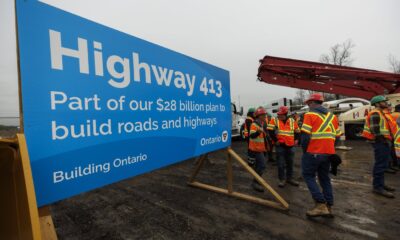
257,55,400,99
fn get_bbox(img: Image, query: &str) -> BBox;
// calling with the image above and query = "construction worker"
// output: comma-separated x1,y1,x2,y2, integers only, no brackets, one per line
362,95,397,198
265,112,276,164
392,104,400,125
389,104,400,171
300,93,341,217
244,107,256,167
249,107,268,192
383,106,397,174
268,106,300,188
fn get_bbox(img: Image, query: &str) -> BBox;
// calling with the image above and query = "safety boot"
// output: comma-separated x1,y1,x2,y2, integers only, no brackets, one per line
287,179,299,187
327,205,334,217
306,203,331,217
251,181,264,192
373,189,395,198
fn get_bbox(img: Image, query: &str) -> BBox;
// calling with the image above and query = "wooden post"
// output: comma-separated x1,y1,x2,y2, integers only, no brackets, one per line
38,207,57,240
188,147,289,210
228,148,289,209
189,154,207,183
226,150,233,194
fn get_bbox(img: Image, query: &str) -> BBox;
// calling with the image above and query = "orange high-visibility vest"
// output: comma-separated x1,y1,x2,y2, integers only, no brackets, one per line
390,111,400,158
249,121,266,152
362,109,394,141
363,109,400,158
243,116,254,138
268,117,300,147
388,110,400,158
301,111,341,154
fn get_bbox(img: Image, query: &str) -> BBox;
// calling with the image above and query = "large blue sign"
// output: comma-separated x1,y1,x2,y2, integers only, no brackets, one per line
16,0,231,206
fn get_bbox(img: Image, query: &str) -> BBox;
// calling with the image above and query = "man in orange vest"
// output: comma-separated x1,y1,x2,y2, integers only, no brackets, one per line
301,93,341,217
265,112,276,164
244,107,256,167
362,95,396,198
249,107,268,192
268,106,300,188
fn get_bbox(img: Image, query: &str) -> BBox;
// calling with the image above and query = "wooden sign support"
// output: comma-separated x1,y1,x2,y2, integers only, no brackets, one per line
188,147,289,210
0,134,57,240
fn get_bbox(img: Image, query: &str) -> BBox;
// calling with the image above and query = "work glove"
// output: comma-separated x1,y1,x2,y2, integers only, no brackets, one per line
329,154,342,176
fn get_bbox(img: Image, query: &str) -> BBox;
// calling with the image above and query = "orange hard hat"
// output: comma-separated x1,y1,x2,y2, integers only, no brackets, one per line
305,93,324,104
277,106,289,115
254,107,267,117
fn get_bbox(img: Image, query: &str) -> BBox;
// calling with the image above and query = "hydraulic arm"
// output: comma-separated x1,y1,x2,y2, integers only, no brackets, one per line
258,56,400,99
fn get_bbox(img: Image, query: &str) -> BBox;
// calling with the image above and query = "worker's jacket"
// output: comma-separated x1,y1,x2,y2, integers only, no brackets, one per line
362,109,396,141
268,117,300,147
301,111,341,154
243,116,254,139
249,121,267,152
363,109,400,157
264,116,274,144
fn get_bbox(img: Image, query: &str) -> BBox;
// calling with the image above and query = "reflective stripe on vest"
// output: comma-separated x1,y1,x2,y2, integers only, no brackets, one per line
249,122,266,152
276,118,295,136
310,112,336,140
362,110,392,140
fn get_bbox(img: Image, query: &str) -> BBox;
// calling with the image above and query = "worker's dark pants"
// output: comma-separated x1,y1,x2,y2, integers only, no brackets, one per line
372,142,390,190
254,152,266,177
302,153,333,206
276,145,295,181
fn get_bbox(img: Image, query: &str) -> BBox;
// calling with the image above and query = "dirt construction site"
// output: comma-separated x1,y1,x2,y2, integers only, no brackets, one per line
45,139,400,240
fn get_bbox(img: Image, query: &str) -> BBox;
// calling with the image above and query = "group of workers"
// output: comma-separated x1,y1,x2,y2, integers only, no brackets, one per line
243,93,398,218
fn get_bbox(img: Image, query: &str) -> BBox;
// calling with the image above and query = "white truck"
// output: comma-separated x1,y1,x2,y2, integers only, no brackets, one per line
231,102,245,138
338,93,400,139
264,97,292,117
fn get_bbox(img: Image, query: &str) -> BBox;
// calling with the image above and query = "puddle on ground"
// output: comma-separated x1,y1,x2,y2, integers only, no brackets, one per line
339,223,378,239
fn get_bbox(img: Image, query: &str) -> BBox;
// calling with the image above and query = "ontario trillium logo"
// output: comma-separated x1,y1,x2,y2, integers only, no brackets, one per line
222,131,228,142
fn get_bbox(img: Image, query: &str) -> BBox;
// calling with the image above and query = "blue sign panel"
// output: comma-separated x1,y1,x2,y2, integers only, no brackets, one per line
16,0,231,206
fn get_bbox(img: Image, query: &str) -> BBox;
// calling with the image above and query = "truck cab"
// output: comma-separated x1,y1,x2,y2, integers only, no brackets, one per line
231,103,244,138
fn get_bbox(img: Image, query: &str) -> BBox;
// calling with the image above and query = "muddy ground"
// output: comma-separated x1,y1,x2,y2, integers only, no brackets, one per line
45,140,400,239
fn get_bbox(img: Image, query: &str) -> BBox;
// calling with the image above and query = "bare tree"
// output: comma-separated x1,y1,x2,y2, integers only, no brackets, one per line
388,54,400,73
293,89,307,105
319,39,355,99
320,39,355,66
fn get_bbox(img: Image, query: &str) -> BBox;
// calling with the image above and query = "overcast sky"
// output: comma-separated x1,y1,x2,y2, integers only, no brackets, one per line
1,0,399,120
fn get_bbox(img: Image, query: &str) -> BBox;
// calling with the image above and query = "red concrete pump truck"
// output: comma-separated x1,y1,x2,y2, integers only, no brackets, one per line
257,56,400,139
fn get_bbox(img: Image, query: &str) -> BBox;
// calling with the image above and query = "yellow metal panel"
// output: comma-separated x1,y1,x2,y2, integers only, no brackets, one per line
0,135,42,240
0,139,19,239
16,134,42,240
